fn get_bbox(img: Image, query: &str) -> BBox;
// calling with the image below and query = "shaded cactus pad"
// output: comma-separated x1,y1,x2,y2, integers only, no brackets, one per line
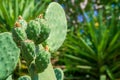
0,32,20,80
54,68,64,80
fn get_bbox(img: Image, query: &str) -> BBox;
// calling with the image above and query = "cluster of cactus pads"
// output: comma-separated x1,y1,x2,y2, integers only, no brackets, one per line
0,2,67,80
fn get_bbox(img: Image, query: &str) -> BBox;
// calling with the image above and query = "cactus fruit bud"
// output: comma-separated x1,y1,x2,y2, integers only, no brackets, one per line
45,45,49,51
21,40,36,64
17,16,27,29
38,14,43,19
54,68,64,80
26,20,41,44
12,23,27,45
35,18,50,44
35,48,51,73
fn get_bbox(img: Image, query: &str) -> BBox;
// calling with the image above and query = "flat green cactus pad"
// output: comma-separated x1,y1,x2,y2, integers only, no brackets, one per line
45,2,67,52
0,32,20,80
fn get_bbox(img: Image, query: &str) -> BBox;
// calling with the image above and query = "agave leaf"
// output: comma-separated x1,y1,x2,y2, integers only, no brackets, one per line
14,0,19,20
22,0,34,19
107,31,120,51
106,67,115,80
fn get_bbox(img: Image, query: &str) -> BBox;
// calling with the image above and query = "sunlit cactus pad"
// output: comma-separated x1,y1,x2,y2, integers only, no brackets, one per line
0,32,20,80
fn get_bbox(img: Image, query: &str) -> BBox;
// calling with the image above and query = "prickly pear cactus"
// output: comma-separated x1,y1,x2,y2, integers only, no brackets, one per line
0,32,20,80
18,75,31,80
45,2,67,52
36,2,67,80
54,68,64,80
9,2,67,80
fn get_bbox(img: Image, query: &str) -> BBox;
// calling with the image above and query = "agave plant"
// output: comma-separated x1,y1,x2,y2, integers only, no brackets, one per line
59,7,120,80
0,0,50,32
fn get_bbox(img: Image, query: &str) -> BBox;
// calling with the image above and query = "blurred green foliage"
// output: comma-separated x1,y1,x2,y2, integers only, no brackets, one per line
0,0,50,32
55,0,120,80
53,0,119,29
59,10,120,80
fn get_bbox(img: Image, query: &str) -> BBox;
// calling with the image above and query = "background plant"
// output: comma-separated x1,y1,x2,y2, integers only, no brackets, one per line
56,4,120,80
0,0,50,32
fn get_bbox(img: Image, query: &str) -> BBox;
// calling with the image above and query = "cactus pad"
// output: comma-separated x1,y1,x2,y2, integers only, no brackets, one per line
38,63,57,80
45,2,67,52
0,32,20,80
54,68,64,80
12,25,27,45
